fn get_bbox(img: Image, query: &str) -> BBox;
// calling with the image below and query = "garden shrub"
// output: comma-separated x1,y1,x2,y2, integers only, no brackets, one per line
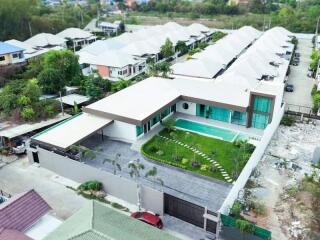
182,158,189,164
156,150,164,156
236,219,255,234
78,180,102,191
21,107,36,121
209,164,218,173
191,159,201,168
172,155,183,162
148,146,159,153
230,201,242,217
200,164,209,171
280,115,295,126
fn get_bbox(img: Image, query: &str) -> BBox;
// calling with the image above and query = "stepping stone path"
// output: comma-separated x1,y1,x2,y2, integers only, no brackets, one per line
158,135,233,183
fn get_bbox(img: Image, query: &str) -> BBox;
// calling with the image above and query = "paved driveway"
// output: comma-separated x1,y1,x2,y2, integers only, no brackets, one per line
82,136,232,213
0,157,87,220
284,38,315,113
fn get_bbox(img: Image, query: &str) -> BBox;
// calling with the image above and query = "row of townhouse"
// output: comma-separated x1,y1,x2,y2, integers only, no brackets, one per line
1,28,97,66
27,24,295,235
77,22,215,81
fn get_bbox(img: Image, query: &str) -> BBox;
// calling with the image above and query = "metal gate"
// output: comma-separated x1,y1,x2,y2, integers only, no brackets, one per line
164,193,217,233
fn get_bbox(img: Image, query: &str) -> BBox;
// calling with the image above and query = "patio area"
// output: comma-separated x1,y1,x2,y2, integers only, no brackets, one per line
81,135,232,213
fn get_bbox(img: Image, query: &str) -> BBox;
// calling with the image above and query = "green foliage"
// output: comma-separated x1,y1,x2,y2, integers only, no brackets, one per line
111,80,132,92
142,129,252,181
311,86,320,113
212,31,227,42
175,41,188,55
21,107,36,121
280,115,295,126
38,50,82,94
310,50,320,71
78,180,103,192
188,48,201,56
160,38,174,58
81,74,111,100
0,0,95,41
236,219,255,234
230,201,242,217
197,42,208,50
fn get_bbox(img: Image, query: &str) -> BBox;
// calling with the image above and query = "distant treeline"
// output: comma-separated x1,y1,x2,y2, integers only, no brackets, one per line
0,0,97,41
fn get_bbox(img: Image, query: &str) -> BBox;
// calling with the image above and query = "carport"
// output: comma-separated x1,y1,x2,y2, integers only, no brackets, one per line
31,113,113,151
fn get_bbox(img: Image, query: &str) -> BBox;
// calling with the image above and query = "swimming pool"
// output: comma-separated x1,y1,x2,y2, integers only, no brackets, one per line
175,118,239,142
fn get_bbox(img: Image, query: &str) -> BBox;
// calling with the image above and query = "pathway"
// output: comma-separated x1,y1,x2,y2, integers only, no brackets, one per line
159,135,233,183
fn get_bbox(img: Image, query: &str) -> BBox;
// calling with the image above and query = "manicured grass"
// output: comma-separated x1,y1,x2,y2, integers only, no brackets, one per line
141,129,254,182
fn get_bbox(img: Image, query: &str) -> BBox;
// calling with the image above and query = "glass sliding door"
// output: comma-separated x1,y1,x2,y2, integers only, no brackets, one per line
231,111,247,126
211,107,231,123
251,96,273,129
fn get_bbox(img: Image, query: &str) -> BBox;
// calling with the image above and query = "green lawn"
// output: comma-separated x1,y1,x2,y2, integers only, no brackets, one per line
141,128,255,182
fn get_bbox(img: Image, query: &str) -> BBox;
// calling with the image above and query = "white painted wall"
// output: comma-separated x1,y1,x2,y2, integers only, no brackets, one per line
176,100,197,116
103,121,137,143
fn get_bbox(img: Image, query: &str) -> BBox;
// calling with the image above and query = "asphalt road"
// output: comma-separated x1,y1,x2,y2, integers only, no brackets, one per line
284,38,315,113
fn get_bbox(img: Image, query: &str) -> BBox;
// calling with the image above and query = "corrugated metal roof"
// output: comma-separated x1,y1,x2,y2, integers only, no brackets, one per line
0,228,32,240
0,42,24,55
0,190,51,232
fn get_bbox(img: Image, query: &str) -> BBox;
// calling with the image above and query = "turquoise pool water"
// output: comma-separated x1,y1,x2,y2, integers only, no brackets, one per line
175,119,238,142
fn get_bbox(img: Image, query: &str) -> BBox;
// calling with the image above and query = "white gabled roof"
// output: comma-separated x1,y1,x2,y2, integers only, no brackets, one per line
56,94,91,106
57,28,94,40
5,39,37,54
25,33,66,48
32,113,112,149
120,40,159,56
171,58,224,79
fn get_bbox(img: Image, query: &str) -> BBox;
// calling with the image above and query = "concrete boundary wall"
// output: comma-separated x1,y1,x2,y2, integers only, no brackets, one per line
37,147,164,214
219,105,285,214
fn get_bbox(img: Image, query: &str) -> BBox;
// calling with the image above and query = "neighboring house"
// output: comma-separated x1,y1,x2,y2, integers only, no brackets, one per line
44,201,179,240
228,0,250,5
99,21,120,36
24,33,67,49
56,28,97,51
5,39,49,61
79,22,214,81
0,42,25,66
78,50,146,80
0,189,61,240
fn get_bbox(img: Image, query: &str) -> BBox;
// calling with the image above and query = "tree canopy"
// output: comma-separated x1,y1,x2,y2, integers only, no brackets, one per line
38,50,82,94
160,38,174,59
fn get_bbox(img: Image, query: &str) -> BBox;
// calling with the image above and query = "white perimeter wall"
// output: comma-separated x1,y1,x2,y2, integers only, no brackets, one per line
103,121,137,143
219,104,285,214
36,147,164,214
176,100,197,115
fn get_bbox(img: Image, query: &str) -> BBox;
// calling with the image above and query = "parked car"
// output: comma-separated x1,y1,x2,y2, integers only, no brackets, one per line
294,52,300,57
285,83,294,92
292,61,299,66
131,211,163,229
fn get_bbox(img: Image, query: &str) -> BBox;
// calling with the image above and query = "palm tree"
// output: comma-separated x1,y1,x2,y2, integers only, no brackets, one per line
103,153,121,175
145,167,164,191
128,159,145,211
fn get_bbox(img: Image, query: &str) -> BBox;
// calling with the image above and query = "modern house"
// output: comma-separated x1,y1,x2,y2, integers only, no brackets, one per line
44,200,179,240
0,189,61,240
24,33,67,49
56,28,97,51
0,42,25,66
78,22,214,80
28,25,294,236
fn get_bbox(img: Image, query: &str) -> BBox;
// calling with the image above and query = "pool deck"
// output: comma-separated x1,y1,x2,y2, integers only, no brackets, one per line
132,113,264,151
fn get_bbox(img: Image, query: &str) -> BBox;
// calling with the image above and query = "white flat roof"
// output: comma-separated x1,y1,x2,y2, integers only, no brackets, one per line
56,94,90,106
0,113,71,139
32,113,112,149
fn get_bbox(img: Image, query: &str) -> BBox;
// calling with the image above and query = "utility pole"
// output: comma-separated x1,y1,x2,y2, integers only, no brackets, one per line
316,16,320,50
59,91,64,116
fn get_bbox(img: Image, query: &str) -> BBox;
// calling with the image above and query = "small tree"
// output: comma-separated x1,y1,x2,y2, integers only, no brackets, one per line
160,38,174,59
176,41,188,55
145,166,164,190
128,159,145,210
104,153,122,175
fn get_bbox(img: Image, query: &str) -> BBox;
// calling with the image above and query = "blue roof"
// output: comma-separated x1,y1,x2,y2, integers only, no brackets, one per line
0,42,24,55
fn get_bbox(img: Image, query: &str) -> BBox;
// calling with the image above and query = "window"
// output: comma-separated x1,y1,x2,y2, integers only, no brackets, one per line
252,113,269,129
0,56,5,61
231,111,247,126
12,53,19,58
136,126,144,137
211,107,231,123
182,103,189,110
253,97,272,113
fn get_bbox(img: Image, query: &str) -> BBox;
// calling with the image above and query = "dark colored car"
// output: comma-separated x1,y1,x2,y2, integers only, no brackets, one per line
292,61,299,66
285,84,294,92
131,211,163,229
294,52,300,57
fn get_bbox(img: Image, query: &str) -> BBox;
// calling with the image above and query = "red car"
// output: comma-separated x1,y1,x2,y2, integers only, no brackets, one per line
131,211,163,229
